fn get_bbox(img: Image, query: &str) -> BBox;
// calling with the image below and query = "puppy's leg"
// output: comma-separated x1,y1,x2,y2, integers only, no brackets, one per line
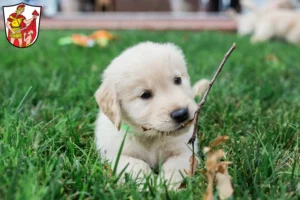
286,29,300,44
161,153,190,189
114,155,152,183
193,79,210,98
251,22,273,43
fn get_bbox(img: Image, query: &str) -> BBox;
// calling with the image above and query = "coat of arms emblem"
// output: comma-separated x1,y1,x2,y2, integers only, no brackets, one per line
2,2,41,48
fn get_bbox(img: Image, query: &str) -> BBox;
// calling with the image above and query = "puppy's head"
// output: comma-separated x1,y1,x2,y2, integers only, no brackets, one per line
95,42,197,136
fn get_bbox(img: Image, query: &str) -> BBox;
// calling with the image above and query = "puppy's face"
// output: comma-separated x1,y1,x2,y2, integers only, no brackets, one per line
95,42,197,135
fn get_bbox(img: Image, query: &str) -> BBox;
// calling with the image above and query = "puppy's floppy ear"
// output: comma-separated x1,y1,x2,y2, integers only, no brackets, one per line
95,79,121,130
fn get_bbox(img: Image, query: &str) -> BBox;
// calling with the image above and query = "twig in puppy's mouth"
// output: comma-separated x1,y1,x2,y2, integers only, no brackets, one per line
141,124,152,132
189,43,236,176
141,120,191,133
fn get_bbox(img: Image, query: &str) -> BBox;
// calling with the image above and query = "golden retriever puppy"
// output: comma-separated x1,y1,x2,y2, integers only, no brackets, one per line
94,42,208,189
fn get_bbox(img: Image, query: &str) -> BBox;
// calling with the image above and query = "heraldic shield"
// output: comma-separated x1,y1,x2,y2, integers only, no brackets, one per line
2,2,41,48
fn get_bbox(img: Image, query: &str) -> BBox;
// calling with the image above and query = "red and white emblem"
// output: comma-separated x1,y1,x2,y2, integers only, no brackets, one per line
2,2,41,48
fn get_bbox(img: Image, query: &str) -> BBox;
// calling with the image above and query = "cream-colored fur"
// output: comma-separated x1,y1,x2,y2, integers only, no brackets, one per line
233,0,300,44
250,10,300,44
94,42,209,189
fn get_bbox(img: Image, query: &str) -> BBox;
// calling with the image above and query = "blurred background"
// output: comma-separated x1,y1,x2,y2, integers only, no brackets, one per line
0,0,299,31
0,0,242,31
1,0,243,14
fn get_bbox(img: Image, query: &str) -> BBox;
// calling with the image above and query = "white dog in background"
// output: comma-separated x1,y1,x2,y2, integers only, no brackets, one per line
94,42,209,189
250,10,300,44
231,0,300,44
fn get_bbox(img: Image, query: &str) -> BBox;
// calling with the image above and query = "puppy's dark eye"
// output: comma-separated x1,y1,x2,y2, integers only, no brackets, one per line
140,91,152,99
174,77,182,85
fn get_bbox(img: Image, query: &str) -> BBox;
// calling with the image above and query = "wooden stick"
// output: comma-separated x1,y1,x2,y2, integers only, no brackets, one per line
189,43,236,174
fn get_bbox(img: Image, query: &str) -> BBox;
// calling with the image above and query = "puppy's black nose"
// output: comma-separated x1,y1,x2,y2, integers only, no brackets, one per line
170,107,189,123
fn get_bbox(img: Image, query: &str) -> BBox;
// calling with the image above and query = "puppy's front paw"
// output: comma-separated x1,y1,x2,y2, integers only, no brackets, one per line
162,169,185,190
115,155,151,184
160,154,192,190
193,79,210,98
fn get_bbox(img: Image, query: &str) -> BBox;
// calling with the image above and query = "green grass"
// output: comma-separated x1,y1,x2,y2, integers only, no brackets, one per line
0,30,299,200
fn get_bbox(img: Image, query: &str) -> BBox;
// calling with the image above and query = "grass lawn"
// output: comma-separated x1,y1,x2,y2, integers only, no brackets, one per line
0,30,299,200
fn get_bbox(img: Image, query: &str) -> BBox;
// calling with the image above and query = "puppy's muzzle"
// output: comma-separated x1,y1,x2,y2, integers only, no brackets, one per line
170,107,189,123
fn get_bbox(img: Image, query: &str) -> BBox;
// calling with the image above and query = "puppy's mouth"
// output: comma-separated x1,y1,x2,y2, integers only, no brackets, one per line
141,118,194,133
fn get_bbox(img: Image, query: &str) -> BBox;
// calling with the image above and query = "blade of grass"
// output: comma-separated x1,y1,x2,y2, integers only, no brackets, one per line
112,128,128,176
16,86,32,113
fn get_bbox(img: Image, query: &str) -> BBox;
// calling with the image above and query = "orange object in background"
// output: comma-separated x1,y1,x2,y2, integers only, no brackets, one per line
88,30,116,40
58,30,117,47
72,34,94,47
